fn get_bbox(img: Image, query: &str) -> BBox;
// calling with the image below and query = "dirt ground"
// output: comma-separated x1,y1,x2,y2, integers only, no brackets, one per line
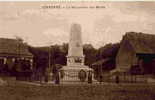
0,82,155,100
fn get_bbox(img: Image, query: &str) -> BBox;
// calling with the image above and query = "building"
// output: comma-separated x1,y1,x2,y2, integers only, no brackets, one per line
91,58,115,80
115,32,155,75
0,38,33,79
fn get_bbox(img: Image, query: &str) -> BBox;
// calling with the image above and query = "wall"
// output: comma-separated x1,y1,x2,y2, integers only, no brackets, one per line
116,39,136,71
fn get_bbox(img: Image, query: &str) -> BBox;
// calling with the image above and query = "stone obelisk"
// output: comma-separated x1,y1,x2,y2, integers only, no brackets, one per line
61,23,93,82
67,23,84,66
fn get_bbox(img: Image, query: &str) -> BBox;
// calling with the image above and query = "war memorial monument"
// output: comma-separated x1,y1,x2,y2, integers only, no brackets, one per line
60,23,94,83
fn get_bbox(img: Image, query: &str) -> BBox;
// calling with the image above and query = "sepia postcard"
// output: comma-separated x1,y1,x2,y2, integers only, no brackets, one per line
0,1,155,100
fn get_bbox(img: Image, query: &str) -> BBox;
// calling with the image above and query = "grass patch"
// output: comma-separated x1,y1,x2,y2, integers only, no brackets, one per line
0,83,155,100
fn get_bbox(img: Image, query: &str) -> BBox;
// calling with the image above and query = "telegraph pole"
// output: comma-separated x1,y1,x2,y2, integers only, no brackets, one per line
49,46,51,68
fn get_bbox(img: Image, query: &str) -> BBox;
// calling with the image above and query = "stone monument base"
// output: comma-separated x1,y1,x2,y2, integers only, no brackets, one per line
60,65,94,83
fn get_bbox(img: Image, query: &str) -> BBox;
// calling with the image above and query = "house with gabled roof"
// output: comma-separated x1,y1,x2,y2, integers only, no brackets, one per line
115,32,155,74
0,38,33,77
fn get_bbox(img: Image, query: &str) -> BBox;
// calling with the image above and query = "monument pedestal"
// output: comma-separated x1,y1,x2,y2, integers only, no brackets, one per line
60,65,94,83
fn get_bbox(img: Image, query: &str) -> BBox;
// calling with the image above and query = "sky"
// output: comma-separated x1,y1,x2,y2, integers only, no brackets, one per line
0,2,155,48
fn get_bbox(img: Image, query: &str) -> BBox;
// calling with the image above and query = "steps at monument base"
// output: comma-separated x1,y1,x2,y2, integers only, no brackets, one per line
60,80,99,85
61,80,87,84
